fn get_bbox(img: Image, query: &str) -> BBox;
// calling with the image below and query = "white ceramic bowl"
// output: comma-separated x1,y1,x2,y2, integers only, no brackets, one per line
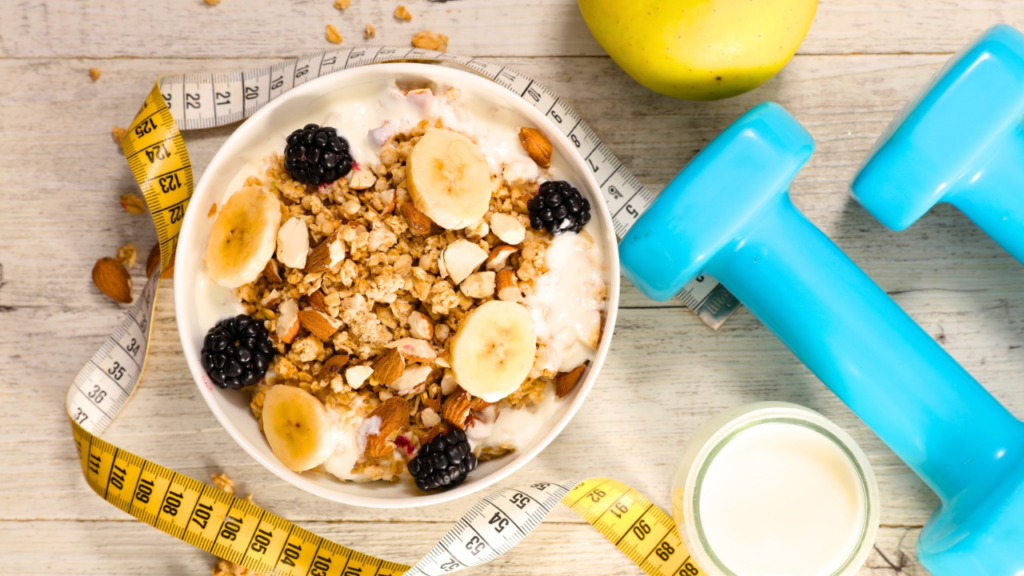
175,62,620,508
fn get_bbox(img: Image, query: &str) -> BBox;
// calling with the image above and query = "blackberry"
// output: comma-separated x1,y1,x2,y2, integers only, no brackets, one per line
407,428,478,492
528,180,591,235
284,124,354,186
201,314,275,390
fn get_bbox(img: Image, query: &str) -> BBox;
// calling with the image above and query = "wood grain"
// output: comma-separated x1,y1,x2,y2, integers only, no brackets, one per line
3,0,1024,59
4,2,1024,574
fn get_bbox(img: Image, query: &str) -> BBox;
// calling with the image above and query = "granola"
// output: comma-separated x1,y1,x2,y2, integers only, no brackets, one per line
200,82,608,488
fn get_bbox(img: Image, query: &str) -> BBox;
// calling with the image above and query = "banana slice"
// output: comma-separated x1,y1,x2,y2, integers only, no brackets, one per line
450,300,537,402
261,385,337,472
407,129,492,230
205,186,282,288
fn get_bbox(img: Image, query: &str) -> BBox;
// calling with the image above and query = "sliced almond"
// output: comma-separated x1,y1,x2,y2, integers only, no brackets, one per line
421,407,441,428
440,371,458,395
363,397,410,458
92,257,133,304
422,396,442,413
346,365,374,389
277,300,300,344
320,353,350,378
372,348,405,386
441,387,472,429
400,201,433,235
306,290,328,313
485,245,518,271
490,213,526,245
391,364,433,394
496,269,520,302
470,397,492,411
385,337,438,363
408,310,433,341
305,233,345,273
263,259,284,283
460,271,496,299
299,309,342,341
261,289,283,308
277,217,309,269
420,424,442,445
464,219,489,240
556,363,587,399
443,239,488,285
348,167,377,190
145,243,161,278
380,189,396,215
518,127,552,169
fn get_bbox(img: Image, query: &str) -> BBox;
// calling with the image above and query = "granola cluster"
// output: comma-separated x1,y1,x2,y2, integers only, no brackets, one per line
236,120,562,481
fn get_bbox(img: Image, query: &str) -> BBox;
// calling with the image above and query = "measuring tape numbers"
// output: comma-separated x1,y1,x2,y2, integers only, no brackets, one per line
66,47,720,575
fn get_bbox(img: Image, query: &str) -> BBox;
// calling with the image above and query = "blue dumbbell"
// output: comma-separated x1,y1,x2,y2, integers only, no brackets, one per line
621,102,1024,576
852,24,1024,263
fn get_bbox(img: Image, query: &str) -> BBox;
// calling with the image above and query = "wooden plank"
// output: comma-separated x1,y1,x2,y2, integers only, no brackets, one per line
0,520,927,575
3,50,1024,575
2,0,1023,59
1,55,1022,311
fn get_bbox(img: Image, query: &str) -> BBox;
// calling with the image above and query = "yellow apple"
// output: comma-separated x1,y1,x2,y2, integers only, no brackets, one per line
578,0,817,101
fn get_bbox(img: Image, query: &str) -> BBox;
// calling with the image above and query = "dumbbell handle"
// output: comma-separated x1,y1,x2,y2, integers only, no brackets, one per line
947,131,1024,264
705,191,1024,504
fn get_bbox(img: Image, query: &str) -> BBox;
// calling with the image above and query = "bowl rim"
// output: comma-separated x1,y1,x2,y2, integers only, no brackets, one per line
173,61,620,508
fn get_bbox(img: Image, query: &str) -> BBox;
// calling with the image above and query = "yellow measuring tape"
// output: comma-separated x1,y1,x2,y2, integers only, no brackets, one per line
67,57,709,576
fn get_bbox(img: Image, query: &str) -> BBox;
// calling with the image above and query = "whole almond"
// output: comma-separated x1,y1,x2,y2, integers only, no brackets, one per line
320,353,350,378
92,257,133,304
364,397,410,458
556,363,587,399
372,348,405,386
441,387,472,429
263,259,284,284
298,309,342,341
306,290,328,313
519,127,552,169
400,202,434,236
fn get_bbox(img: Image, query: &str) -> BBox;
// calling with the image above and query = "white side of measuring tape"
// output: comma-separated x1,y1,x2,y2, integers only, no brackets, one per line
158,45,738,329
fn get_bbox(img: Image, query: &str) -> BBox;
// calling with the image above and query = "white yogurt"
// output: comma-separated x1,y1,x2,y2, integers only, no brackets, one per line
195,270,247,331
526,226,608,372
322,401,371,481
467,384,564,451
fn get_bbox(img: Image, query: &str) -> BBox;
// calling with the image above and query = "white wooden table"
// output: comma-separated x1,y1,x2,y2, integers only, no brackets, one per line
4,1,1024,574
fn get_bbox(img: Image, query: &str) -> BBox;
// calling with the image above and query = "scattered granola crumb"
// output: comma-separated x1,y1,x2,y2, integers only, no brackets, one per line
116,244,137,269
411,30,448,51
326,24,343,44
334,0,351,9
112,126,127,150
204,0,221,5
208,203,218,217
120,193,147,215
88,68,101,82
364,23,376,39
211,473,235,494
212,559,259,576
394,5,412,20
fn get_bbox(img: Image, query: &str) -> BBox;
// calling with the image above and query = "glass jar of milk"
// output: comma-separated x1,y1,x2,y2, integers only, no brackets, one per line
672,402,880,576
